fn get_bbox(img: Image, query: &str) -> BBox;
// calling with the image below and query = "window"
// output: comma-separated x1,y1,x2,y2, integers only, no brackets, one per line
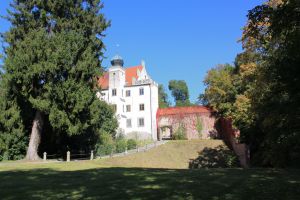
138,118,144,127
126,90,131,97
126,105,131,112
139,87,144,95
111,104,117,112
126,119,132,128
112,89,117,96
139,104,145,111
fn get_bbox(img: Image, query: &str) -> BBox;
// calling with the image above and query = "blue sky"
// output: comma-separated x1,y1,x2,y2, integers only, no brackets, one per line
0,0,264,104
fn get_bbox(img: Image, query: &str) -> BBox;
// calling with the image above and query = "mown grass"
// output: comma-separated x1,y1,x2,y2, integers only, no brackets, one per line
100,140,224,169
0,140,300,200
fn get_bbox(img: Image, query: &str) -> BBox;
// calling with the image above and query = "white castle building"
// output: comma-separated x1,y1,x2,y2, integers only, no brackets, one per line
97,55,159,140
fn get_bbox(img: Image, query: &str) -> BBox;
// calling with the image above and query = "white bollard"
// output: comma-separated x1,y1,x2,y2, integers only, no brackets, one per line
67,151,70,162
43,152,47,161
90,150,94,160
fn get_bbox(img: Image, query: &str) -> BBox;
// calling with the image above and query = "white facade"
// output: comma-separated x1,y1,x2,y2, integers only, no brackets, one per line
97,56,159,140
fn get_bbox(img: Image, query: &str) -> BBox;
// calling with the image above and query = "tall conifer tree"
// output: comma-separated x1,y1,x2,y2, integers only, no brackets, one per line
1,0,116,160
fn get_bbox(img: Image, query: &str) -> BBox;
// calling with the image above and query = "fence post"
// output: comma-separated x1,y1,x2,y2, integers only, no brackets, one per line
67,151,70,162
124,147,128,155
110,149,113,158
43,152,47,161
90,150,94,160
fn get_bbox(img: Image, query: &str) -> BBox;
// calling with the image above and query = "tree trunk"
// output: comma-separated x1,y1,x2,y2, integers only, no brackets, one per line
25,110,44,161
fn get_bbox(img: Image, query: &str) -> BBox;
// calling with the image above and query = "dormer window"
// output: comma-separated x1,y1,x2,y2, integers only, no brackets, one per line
139,88,144,95
112,89,117,96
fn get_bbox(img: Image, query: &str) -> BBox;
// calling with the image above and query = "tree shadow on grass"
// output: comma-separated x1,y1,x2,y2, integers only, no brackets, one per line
189,145,240,169
0,167,300,200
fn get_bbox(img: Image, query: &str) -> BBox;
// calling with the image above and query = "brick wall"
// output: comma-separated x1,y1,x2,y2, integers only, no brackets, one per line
157,112,218,139
218,118,249,168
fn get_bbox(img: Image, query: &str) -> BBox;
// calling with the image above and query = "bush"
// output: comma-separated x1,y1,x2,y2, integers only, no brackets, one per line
96,131,115,156
127,139,137,150
172,124,187,140
189,145,240,168
115,136,127,153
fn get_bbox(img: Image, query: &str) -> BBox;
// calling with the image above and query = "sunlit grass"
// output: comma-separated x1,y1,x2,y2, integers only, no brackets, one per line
0,140,300,200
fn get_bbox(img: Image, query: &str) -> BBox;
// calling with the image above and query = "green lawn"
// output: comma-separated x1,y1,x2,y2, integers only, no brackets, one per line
1,140,300,200
100,140,225,169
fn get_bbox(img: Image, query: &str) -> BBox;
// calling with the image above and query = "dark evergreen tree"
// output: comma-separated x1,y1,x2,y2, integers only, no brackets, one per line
168,80,191,106
1,0,117,160
158,84,170,108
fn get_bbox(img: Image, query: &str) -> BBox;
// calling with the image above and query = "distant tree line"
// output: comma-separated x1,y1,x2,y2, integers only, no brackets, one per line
200,0,300,167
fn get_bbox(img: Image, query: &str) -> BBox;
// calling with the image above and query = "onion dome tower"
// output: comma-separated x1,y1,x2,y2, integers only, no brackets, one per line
109,55,126,88
111,55,124,67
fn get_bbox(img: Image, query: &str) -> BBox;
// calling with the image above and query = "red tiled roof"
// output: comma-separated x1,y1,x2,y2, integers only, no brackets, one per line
157,106,212,116
98,65,143,89
125,65,143,86
98,72,109,89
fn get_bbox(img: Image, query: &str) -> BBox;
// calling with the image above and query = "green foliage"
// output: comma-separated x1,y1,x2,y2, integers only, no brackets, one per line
201,0,300,167
158,84,170,108
172,124,187,140
199,64,237,116
168,80,191,106
127,139,137,150
243,0,300,167
195,117,203,139
189,145,240,168
115,135,127,153
96,131,115,156
0,0,117,159
0,77,28,161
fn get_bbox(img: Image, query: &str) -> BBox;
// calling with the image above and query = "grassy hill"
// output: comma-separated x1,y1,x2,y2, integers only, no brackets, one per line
100,140,224,169
0,140,300,200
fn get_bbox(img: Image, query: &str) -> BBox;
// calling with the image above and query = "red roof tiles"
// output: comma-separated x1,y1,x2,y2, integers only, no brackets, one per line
125,65,143,86
98,65,144,89
98,72,109,89
157,106,212,117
